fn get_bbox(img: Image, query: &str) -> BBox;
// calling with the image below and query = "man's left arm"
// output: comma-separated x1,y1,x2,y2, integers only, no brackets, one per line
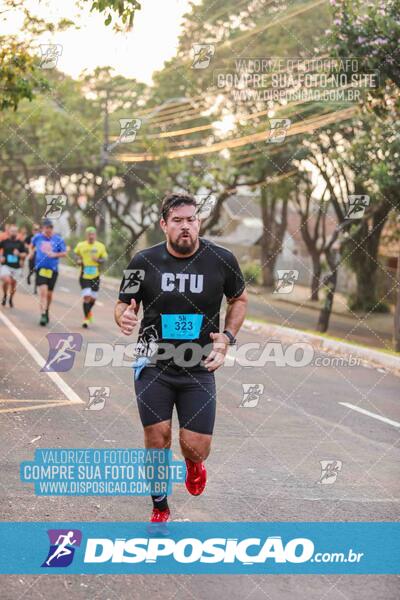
96,245,108,265
52,238,67,258
204,252,248,372
204,291,248,372
223,289,248,338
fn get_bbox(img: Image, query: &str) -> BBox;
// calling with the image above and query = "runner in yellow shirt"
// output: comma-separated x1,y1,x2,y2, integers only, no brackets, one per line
73,227,108,328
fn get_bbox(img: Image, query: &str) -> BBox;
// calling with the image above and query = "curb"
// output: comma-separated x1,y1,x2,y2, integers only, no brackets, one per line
242,319,400,377
60,265,400,376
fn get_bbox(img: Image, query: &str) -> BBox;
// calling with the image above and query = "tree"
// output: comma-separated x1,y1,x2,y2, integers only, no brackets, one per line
291,171,333,300
0,0,142,112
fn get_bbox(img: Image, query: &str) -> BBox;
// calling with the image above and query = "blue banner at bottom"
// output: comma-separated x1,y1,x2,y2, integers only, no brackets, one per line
0,522,398,574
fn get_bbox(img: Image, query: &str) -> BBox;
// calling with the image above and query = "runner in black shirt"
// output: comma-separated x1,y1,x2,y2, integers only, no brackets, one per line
115,192,248,523
25,223,40,289
0,225,26,307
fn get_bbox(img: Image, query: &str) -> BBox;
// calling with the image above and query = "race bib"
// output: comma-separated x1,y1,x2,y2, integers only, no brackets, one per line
161,314,203,340
38,268,53,278
83,265,97,276
7,255,18,264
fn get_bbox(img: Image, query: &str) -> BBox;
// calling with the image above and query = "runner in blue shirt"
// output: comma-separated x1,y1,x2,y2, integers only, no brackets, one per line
30,218,67,326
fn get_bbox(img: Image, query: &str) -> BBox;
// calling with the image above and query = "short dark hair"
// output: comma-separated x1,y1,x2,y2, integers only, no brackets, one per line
160,192,197,221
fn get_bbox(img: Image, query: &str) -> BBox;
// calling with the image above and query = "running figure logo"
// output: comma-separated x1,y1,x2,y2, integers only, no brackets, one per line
274,270,299,294
42,529,82,567
191,44,215,69
318,460,342,484
42,333,83,372
44,194,67,220
267,119,291,143
86,386,110,410
121,269,145,294
346,195,370,220
240,383,265,407
195,194,216,220
135,324,159,359
39,44,62,69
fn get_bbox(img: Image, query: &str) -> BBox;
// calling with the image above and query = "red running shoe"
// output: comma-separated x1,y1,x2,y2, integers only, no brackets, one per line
150,507,170,523
185,458,207,496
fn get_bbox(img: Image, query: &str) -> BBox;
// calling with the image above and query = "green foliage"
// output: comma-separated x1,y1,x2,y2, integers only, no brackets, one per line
329,0,400,88
89,0,141,30
347,294,390,313
241,262,262,286
0,37,49,111
0,0,142,113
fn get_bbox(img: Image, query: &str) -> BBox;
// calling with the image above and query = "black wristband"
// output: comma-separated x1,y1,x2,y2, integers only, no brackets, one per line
223,329,236,345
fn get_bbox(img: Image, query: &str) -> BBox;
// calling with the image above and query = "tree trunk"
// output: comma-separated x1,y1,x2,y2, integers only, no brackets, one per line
317,251,338,332
259,185,288,288
310,253,321,301
261,260,277,287
347,202,391,312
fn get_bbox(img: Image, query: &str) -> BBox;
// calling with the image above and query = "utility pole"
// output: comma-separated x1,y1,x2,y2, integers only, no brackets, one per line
96,87,110,237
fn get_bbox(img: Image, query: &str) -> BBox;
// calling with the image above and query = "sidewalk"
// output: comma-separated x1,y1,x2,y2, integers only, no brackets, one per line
246,283,394,350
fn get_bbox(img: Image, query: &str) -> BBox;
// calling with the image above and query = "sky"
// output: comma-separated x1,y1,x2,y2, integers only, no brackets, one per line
0,0,192,84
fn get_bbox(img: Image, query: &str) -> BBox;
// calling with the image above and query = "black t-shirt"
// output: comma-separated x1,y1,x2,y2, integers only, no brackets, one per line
0,238,26,269
118,238,245,368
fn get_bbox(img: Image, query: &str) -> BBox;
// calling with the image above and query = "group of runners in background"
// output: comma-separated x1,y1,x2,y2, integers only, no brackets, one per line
0,219,108,327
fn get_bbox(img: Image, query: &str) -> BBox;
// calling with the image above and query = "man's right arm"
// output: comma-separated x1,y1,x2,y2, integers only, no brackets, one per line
115,253,145,335
114,299,139,335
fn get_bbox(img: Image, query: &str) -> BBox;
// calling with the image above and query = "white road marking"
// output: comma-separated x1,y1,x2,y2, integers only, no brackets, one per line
59,287,70,293
0,401,75,414
96,301,104,306
0,311,84,405
339,402,400,428
0,399,66,403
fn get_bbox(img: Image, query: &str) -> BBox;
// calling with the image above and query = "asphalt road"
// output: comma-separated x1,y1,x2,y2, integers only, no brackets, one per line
0,272,399,599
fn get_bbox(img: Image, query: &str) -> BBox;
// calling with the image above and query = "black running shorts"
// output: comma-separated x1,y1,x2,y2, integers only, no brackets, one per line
79,276,100,291
35,269,58,291
134,364,216,435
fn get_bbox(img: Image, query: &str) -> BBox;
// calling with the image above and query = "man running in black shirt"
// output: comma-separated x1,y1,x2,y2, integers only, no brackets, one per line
25,223,40,289
114,192,248,522
0,225,26,307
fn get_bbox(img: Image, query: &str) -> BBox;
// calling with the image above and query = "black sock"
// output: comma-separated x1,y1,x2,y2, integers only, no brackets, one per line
83,302,91,317
151,494,168,511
